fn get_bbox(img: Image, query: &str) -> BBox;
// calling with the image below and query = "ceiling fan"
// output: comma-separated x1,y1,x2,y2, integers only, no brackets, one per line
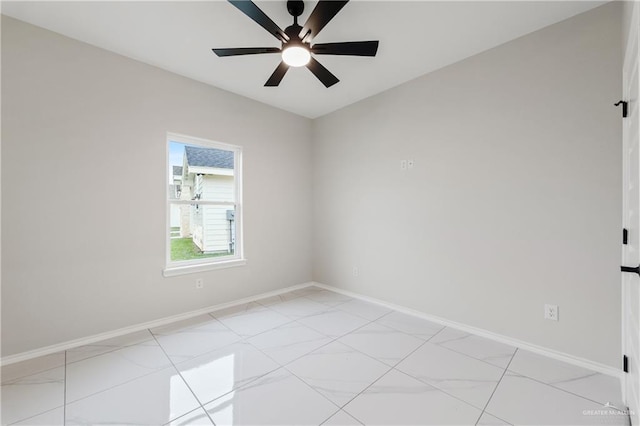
212,0,379,88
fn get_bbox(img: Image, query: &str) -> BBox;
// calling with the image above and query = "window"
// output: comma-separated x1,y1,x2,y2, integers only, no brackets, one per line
164,133,244,276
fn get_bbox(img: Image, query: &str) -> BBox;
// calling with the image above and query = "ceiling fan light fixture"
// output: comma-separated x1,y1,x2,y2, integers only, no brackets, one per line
282,45,311,67
214,0,378,87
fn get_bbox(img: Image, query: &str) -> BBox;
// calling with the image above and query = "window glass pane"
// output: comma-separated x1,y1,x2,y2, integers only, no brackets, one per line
169,142,235,202
169,203,235,262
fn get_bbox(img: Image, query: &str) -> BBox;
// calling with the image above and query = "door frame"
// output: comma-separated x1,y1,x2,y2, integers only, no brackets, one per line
622,2,640,422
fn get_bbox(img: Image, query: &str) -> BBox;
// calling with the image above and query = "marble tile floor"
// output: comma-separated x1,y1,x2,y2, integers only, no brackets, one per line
0,286,628,425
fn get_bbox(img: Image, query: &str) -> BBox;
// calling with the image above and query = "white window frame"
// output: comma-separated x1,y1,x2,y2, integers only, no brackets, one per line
163,132,245,277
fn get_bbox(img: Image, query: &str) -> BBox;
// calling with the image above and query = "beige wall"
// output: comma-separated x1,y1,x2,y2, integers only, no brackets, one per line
312,3,622,367
1,2,625,368
1,16,313,357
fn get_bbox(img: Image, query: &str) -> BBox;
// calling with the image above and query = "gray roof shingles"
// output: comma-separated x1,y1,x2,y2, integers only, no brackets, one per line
184,146,234,169
172,166,183,176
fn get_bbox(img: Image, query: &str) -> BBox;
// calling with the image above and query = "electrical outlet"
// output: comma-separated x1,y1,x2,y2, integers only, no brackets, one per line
195,278,204,289
544,304,558,321
400,160,407,170
352,266,359,277
407,159,415,170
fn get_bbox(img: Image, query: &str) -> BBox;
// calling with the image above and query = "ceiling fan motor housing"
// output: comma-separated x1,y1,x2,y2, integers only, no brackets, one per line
285,24,305,46
287,1,304,18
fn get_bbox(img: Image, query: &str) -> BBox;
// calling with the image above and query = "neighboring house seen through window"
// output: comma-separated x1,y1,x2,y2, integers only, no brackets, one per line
164,133,244,276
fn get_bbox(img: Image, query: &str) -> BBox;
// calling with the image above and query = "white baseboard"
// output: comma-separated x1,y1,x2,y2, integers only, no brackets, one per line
3,280,623,382
0,281,314,367
311,281,623,379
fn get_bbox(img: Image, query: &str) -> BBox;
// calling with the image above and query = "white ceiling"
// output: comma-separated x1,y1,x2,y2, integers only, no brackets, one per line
2,1,607,118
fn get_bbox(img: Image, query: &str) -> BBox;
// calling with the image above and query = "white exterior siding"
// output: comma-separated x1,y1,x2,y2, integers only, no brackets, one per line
191,174,235,253
201,206,233,252
169,204,181,228
203,175,234,201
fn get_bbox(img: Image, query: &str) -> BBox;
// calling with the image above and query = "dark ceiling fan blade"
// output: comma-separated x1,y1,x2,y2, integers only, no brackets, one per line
306,57,339,88
265,62,290,86
228,0,289,42
300,1,349,42
312,41,379,56
213,47,281,57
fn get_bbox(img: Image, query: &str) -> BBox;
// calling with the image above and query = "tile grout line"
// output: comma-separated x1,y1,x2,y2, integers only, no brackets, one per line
63,335,157,367
208,301,298,339
425,324,447,343
370,318,610,417
254,295,592,424
61,338,182,408
160,303,330,420
278,367,343,426
250,292,377,355
319,411,364,426
0,291,504,424
382,325,511,417
6,287,615,425
205,294,351,424
503,365,614,408
261,296,387,424
323,331,443,425
475,347,518,426
208,300,304,368
238,294,460,425
1,355,67,387
343,340,429,404
188,323,344,425
148,329,218,425
318,323,448,424
287,309,378,358
33,289,611,418
144,298,304,419
411,336,519,403
42,367,170,421
429,334,518,372
62,327,217,424
164,293,619,424
388,324,503,412
4,331,165,421
429,333,616,408
407,326,616,409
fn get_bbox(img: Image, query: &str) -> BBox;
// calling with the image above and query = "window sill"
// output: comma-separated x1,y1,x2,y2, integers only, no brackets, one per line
163,258,247,277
